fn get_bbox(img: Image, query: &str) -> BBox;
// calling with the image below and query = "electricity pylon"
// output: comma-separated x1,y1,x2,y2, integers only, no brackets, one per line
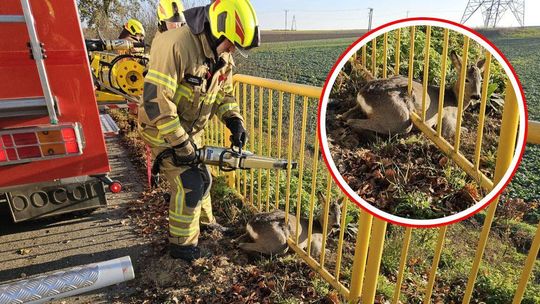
461,0,525,28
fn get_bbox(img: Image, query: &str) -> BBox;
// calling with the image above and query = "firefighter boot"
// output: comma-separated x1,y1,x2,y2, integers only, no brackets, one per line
169,244,210,262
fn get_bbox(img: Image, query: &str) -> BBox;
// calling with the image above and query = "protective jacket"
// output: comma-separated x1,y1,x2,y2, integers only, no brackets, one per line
138,24,242,148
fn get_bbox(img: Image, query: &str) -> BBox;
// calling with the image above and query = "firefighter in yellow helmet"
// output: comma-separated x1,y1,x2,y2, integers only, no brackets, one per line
157,0,186,32
118,18,145,43
138,0,260,261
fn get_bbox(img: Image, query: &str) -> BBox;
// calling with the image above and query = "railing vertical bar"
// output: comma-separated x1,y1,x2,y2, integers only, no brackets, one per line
392,227,413,304
249,85,255,205
214,116,218,147
284,94,296,223
242,83,248,199
209,112,214,145
235,82,241,193
220,116,224,147
421,25,431,122
265,89,274,212
257,87,264,211
306,132,320,256
453,36,470,151
361,218,388,303
295,96,309,244
275,91,284,209
207,118,213,174
394,28,401,75
224,127,235,187
474,52,492,170
214,115,217,143
319,175,333,267
424,226,448,303
436,28,450,137
349,211,374,302
383,32,388,78
362,44,367,66
214,117,220,175
462,83,520,303
218,117,223,175
512,223,540,304
371,37,377,77
407,26,416,96
334,198,349,281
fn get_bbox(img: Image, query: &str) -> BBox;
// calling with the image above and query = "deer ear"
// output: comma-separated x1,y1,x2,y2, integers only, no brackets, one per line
317,191,326,205
477,58,487,72
338,196,346,208
450,50,462,71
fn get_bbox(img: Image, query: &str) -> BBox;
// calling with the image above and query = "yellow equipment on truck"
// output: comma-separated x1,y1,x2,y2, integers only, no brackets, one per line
85,38,148,105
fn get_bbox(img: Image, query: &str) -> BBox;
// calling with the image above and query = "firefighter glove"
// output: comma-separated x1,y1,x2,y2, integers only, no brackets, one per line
172,140,198,165
225,117,247,149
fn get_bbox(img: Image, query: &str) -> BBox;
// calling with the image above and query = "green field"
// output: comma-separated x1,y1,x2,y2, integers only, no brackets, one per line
235,37,356,86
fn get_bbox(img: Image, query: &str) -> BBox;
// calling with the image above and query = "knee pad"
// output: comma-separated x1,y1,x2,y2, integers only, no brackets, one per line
199,164,212,198
179,167,205,208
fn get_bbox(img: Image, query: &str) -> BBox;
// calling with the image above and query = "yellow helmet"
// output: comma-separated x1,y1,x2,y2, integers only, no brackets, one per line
208,0,260,50
158,0,186,23
124,18,145,37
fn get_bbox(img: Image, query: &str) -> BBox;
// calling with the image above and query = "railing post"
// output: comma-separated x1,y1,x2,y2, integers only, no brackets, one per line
361,217,388,303
462,83,520,303
349,211,373,303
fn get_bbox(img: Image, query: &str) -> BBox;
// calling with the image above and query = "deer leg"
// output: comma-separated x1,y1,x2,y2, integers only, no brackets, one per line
337,104,361,120
232,232,251,244
238,242,265,253
346,118,387,134
238,241,289,255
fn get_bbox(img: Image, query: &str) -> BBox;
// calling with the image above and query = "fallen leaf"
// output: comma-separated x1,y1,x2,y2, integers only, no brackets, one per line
17,248,31,255
438,156,449,167
326,291,340,304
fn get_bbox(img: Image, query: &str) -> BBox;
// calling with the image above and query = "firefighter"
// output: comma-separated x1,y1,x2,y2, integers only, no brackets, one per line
157,0,186,33
118,18,145,43
138,0,260,262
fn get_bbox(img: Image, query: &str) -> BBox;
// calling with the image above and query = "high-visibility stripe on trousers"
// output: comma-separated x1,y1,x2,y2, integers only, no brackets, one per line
150,143,215,246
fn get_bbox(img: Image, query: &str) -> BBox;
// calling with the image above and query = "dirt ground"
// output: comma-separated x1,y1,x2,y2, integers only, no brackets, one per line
0,137,151,303
0,112,345,303
105,110,346,304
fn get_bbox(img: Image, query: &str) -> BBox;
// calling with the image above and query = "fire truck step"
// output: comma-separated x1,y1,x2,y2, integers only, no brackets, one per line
99,113,119,137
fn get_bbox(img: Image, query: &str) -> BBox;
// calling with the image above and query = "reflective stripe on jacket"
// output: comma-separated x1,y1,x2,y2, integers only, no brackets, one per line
138,26,243,148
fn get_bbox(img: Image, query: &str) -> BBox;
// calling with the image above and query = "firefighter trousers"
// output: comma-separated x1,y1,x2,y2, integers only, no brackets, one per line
151,145,215,246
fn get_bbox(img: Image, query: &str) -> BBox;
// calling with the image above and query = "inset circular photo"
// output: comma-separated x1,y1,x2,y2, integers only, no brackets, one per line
318,18,527,227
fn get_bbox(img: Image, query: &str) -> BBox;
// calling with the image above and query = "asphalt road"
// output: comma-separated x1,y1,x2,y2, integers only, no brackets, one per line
0,137,151,303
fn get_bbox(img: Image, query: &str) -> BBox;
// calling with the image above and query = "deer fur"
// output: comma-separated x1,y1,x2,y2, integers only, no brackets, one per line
338,50,486,138
237,192,343,257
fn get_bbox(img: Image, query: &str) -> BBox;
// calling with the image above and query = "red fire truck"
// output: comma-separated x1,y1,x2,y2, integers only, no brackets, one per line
0,0,120,222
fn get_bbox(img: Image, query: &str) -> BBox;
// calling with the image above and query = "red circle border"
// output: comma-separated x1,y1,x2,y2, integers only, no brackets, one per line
317,17,529,228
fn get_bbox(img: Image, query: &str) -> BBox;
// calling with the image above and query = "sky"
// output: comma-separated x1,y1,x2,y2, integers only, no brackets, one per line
248,0,539,30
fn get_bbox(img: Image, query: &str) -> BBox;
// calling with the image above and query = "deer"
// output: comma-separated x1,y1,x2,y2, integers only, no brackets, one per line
337,50,487,139
236,192,343,257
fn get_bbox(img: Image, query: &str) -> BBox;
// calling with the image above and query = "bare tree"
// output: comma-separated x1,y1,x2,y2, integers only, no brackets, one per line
78,0,150,38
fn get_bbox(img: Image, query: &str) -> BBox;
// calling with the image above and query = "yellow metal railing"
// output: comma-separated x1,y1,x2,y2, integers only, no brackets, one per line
199,25,540,303
209,72,540,303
